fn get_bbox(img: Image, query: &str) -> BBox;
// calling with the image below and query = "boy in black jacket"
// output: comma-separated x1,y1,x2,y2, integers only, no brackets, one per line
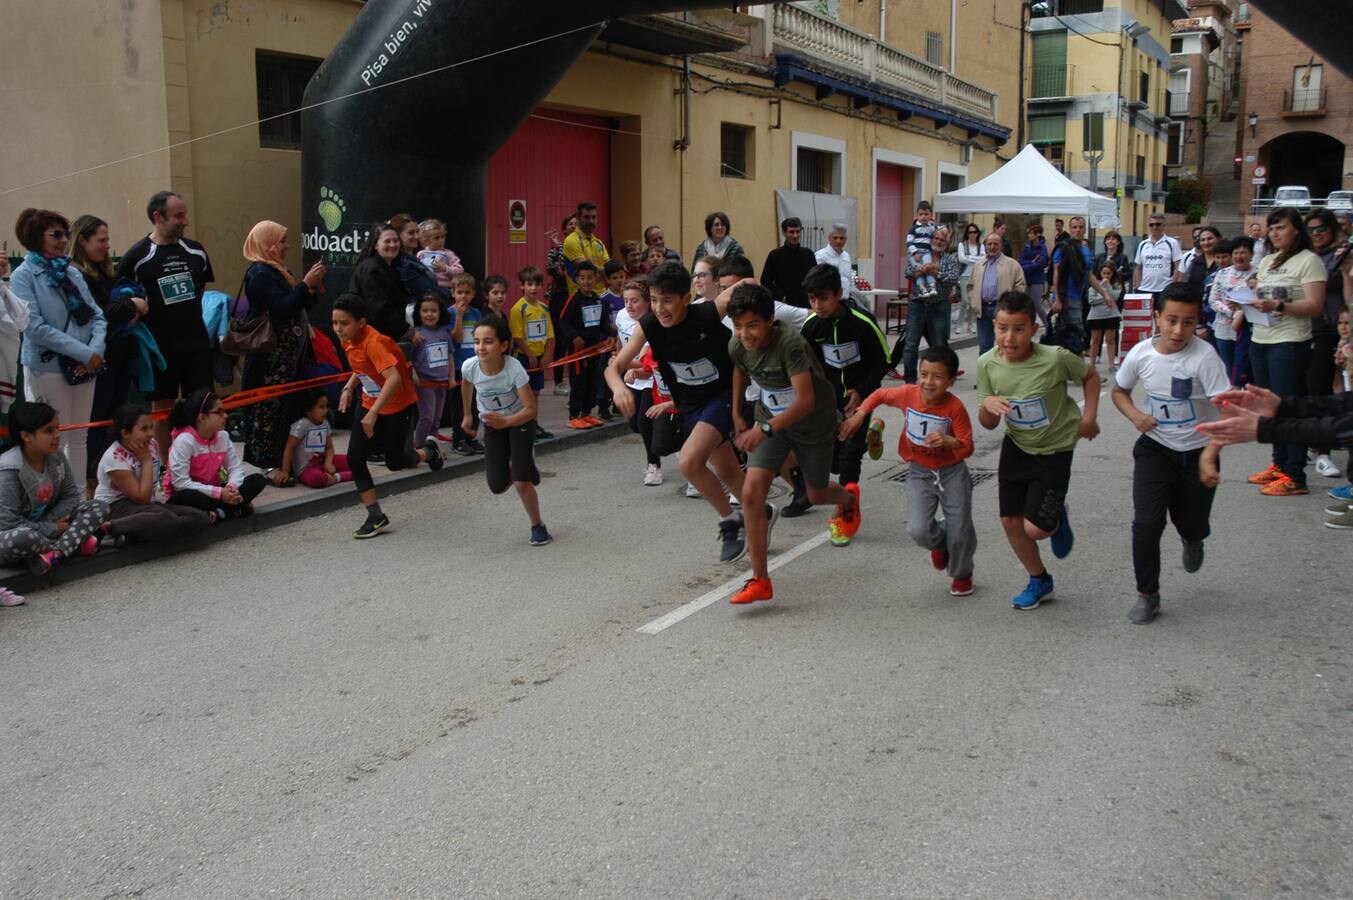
558,260,606,428
800,263,891,487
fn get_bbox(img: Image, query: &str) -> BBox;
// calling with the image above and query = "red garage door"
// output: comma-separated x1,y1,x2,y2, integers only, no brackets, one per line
486,109,612,283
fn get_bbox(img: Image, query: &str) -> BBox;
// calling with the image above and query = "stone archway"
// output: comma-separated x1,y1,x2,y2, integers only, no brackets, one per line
1258,131,1345,199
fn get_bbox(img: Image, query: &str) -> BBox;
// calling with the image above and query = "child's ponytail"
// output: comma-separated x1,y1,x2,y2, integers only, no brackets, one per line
170,388,217,430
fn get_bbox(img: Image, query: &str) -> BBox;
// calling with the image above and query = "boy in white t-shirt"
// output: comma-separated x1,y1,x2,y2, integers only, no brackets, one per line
1111,282,1229,625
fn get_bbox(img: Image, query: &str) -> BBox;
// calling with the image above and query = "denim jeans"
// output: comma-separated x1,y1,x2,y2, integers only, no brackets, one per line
896,298,951,382
977,302,996,356
1249,339,1311,485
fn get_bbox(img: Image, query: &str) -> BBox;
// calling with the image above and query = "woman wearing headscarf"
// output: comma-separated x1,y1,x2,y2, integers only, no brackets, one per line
239,220,327,483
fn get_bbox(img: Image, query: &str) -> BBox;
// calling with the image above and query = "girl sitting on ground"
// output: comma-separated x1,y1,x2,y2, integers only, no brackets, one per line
0,400,109,575
165,389,267,520
96,404,212,541
282,391,352,488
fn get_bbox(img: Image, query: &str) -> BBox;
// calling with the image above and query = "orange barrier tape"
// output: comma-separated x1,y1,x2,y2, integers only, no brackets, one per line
57,372,350,432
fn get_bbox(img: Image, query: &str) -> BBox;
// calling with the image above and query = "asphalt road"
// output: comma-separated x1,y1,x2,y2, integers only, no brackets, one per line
3,342,1350,898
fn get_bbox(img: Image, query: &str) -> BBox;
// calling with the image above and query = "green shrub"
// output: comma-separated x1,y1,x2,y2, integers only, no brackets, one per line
1167,177,1212,215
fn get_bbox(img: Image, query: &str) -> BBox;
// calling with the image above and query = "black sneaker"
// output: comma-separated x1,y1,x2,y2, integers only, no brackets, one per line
1181,540,1203,574
452,440,476,456
424,437,444,472
1128,592,1160,625
465,438,486,454
718,515,746,563
535,426,554,440
782,490,813,518
597,407,615,421
530,524,552,546
353,514,390,539
367,451,385,464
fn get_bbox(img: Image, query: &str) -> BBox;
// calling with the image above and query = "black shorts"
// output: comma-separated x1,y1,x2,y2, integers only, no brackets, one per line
1087,317,1121,331
484,420,540,494
997,436,1073,533
154,349,214,401
680,394,733,444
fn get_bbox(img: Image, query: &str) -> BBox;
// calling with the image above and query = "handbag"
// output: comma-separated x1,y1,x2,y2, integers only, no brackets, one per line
49,306,107,386
1041,312,1086,356
221,276,277,357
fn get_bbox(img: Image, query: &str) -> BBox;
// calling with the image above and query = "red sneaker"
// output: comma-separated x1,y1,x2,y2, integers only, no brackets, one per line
931,548,950,571
730,576,773,605
78,535,100,557
582,416,605,427
1260,474,1309,496
949,577,974,596
568,417,591,429
1247,463,1283,485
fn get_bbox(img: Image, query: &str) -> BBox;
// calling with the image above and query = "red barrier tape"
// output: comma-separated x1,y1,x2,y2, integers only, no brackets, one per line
413,340,613,390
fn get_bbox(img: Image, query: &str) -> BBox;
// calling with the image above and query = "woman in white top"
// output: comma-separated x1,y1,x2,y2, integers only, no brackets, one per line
954,223,983,335
1245,208,1328,495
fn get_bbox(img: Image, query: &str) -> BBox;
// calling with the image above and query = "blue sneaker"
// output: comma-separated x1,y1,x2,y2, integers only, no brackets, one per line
1327,483,1353,501
1049,504,1074,559
1012,573,1054,610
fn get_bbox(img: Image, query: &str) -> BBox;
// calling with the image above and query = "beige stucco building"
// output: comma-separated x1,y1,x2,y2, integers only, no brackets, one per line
2,1,1022,293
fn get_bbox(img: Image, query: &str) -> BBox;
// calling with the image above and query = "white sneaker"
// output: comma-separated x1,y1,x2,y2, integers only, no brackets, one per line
1315,454,1342,478
644,463,663,486
684,482,701,499
728,492,740,507
553,382,569,396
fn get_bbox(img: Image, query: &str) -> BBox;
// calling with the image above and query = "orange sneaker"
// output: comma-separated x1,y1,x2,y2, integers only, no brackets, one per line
582,415,605,427
828,483,862,546
730,576,773,604
1260,474,1309,496
568,417,591,429
1247,463,1283,485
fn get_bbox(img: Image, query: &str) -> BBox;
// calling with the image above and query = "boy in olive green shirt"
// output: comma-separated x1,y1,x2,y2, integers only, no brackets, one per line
728,283,862,605
976,290,1100,611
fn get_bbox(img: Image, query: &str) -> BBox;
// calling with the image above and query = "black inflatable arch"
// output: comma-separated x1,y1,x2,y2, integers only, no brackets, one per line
300,1,725,300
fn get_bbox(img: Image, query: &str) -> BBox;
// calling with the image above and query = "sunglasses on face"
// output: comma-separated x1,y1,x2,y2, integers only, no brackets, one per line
46,229,70,239
1309,225,1330,234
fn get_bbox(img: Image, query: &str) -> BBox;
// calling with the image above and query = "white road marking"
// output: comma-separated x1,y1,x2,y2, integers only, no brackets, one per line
636,531,833,635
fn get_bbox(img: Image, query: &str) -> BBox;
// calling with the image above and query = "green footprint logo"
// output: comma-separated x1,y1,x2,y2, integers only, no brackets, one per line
318,187,346,233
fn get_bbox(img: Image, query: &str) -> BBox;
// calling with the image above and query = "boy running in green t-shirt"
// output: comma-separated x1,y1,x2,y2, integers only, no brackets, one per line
728,283,862,605
976,290,1101,610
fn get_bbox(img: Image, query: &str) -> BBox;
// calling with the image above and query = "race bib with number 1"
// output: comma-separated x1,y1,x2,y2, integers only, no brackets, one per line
1004,397,1049,430
673,357,719,386
905,408,952,445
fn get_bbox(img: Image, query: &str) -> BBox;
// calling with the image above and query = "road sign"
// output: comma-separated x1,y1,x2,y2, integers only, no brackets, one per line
508,199,527,244
1252,177,1267,186
1253,165,1267,178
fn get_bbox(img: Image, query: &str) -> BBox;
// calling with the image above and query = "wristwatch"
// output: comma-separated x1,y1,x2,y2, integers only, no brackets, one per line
759,421,774,436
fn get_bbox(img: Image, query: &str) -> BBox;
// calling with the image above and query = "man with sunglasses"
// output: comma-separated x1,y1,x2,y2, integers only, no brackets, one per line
117,191,216,461
1133,214,1182,302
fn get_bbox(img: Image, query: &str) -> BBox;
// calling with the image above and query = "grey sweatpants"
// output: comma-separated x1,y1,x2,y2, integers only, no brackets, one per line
0,499,109,565
905,460,976,579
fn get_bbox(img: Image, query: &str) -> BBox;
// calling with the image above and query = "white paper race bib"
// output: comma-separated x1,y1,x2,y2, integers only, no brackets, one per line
1146,393,1198,427
459,318,478,349
905,408,952,445
581,304,603,328
158,271,196,305
1004,397,1049,430
425,341,449,366
303,428,328,453
357,374,381,397
526,318,548,341
673,357,719,386
821,341,861,369
479,386,521,414
761,386,797,414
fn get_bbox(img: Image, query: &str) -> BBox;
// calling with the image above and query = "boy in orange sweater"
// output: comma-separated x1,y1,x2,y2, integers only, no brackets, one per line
841,345,976,595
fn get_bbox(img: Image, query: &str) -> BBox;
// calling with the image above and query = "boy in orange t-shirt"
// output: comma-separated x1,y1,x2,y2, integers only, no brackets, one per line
332,293,443,539
841,345,977,596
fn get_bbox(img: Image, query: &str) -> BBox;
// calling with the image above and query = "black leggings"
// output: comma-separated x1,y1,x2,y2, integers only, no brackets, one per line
349,404,419,493
448,383,480,440
167,473,267,518
649,408,685,458
832,408,870,485
628,386,660,466
1308,330,1339,454
569,355,602,418
1131,435,1216,596
484,420,540,494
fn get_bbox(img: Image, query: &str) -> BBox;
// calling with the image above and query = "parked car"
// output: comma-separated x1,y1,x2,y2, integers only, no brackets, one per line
1273,186,1313,211
1325,191,1353,211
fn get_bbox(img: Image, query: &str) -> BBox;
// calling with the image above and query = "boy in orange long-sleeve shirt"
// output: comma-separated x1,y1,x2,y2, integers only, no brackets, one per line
841,345,977,596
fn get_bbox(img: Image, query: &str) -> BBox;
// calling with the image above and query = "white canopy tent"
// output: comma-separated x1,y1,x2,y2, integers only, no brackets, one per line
932,144,1119,227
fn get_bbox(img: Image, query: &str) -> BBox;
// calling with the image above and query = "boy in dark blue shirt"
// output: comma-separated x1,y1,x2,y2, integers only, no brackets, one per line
559,261,607,428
